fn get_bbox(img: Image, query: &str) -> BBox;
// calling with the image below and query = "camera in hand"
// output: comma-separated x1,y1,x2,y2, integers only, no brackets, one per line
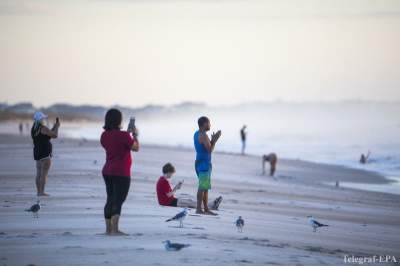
127,117,137,136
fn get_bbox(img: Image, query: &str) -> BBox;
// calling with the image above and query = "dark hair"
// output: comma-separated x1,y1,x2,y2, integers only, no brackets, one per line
197,116,209,127
103,108,122,131
162,163,176,174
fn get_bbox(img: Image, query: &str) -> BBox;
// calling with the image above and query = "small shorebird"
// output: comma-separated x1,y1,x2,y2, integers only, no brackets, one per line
25,200,41,218
165,208,188,228
236,216,245,232
307,215,329,232
163,240,190,251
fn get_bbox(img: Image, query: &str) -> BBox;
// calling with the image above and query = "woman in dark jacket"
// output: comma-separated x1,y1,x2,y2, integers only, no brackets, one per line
100,108,139,235
31,111,60,196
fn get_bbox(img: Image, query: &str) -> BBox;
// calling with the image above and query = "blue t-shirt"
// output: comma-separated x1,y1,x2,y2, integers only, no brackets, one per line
194,130,211,171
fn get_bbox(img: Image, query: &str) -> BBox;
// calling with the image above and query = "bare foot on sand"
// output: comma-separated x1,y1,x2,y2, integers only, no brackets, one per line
204,210,218,216
196,209,205,214
110,231,129,236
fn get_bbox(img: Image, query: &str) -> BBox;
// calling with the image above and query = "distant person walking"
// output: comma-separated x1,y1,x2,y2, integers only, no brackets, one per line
240,125,247,155
31,111,60,196
194,116,221,215
360,150,371,164
100,109,139,235
262,153,278,176
19,122,23,134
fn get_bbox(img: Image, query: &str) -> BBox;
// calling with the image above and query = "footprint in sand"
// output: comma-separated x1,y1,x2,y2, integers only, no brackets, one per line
90,252,106,255
62,246,83,249
235,259,253,264
195,234,209,240
238,237,255,241
265,262,281,265
304,246,340,254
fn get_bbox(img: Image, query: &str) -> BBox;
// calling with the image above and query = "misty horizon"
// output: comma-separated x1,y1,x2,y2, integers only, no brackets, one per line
1,0,399,106
2,98,400,111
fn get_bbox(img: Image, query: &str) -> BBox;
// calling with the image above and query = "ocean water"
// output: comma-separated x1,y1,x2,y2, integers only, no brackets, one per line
2,102,399,194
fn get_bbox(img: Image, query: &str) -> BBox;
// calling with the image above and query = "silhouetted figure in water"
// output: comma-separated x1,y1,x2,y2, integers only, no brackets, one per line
360,150,371,164
262,153,278,176
240,125,247,155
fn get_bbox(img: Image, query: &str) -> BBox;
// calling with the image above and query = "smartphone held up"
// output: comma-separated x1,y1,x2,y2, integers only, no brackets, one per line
127,117,138,136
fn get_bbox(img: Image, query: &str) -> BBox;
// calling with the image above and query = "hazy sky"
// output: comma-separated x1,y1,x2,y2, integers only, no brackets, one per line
0,0,399,107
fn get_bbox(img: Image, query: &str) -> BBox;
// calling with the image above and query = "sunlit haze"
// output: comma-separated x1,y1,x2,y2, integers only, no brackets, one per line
0,0,399,107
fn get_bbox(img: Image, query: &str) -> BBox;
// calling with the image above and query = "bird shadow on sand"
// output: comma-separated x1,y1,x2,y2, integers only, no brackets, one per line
167,225,192,229
191,227,205,230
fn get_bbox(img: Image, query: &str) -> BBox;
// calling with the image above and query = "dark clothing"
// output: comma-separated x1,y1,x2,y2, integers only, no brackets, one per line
31,124,52,161
169,198,178,207
240,129,246,141
103,175,131,219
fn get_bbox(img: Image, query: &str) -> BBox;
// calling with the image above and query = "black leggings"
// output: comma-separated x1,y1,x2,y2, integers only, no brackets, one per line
103,175,131,219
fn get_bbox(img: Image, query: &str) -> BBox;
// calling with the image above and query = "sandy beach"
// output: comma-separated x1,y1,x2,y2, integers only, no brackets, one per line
0,133,399,266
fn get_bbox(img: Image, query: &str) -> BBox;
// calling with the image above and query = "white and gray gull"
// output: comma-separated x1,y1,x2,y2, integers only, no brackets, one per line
307,215,329,232
165,208,188,228
163,240,190,251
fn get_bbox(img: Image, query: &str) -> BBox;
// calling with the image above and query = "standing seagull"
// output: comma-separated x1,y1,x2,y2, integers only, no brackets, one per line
307,215,329,232
165,208,188,228
25,200,41,218
163,240,190,251
236,216,245,232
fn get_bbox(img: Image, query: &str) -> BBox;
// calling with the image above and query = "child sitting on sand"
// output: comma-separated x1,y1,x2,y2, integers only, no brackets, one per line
156,163,222,210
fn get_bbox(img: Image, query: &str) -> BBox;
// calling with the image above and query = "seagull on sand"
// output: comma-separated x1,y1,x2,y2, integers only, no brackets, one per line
165,208,188,228
307,215,329,232
236,216,245,232
25,200,41,218
163,240,190,251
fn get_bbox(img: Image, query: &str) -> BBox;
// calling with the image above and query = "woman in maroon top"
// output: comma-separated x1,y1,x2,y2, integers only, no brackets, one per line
100,108,139,235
